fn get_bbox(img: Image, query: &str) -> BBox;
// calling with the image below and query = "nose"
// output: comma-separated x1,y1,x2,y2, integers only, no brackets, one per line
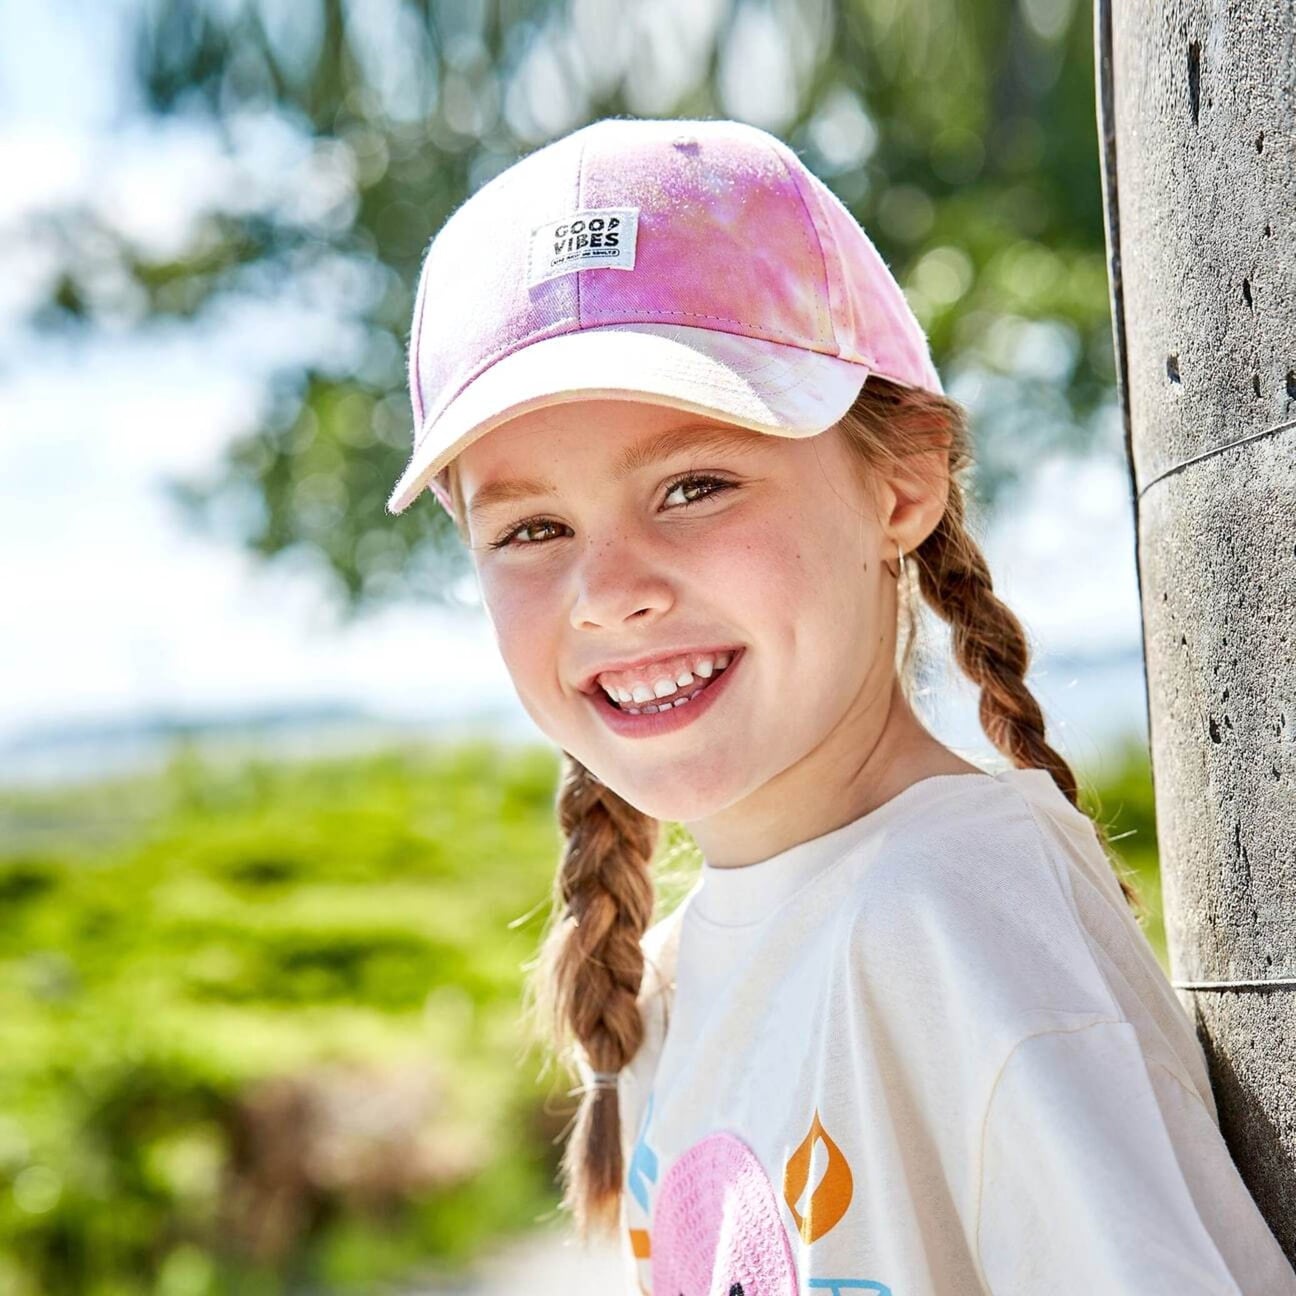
568,533,675,631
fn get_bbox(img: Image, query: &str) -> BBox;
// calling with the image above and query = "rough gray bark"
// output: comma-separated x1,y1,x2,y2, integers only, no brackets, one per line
1095,0,1296,1257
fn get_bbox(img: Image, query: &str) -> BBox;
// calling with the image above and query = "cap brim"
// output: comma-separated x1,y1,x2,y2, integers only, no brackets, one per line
386,322,872,515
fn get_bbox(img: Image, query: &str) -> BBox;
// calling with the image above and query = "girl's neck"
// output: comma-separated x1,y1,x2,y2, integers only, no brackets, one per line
687,681,982,870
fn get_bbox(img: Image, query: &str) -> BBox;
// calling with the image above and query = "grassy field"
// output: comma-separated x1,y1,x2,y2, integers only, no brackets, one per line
0,736,1162,1294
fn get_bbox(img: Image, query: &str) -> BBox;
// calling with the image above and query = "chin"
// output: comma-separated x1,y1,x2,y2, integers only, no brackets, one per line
587,760,739,824
534,708,748,822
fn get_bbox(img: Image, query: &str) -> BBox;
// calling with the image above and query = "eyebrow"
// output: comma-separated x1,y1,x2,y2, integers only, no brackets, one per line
465,423,772,525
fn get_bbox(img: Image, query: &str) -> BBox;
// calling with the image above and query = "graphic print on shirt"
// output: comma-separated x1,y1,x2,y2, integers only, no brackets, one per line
631,1095,892,1295
652,1129,800,1294
783,1107,852,1242
627,1091,659,1271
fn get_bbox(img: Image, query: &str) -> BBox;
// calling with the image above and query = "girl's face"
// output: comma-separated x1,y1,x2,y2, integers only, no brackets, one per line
455,398,905,833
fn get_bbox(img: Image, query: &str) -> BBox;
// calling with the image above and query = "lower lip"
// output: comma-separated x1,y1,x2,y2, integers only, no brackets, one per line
586,649,745,739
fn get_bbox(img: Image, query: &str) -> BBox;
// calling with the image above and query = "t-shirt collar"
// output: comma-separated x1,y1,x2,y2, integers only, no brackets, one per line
691,771,1002,928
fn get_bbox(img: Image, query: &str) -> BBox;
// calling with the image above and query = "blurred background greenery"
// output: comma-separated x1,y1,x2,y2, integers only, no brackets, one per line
3,0,1159,1290
0,740,1160,1295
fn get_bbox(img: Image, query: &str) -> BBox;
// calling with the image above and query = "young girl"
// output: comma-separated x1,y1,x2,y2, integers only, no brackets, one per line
384,118,1296,1294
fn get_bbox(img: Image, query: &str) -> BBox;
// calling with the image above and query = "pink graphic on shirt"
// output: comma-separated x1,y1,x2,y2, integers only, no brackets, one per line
651,1130,800,1295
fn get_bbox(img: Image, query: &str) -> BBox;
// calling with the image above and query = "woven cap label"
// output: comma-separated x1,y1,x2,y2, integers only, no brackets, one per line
527,207,639,287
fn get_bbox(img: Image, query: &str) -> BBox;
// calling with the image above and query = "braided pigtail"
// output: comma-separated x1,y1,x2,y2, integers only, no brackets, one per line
529,752,660,1242
838,379,1146,922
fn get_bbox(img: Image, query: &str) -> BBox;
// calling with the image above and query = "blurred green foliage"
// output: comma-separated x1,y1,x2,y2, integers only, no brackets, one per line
0,741,572,1295
0,737,1158,1293
1083,732,1166,961
27,0,1121,619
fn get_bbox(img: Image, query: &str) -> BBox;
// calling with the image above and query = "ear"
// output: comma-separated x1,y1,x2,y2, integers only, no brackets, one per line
870,447,950,556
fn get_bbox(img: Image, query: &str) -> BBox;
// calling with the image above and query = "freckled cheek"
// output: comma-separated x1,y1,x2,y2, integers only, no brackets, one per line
693,523,812,605
478,570,566,698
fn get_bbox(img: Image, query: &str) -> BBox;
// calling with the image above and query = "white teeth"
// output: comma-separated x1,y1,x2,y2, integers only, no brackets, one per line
622,684,705,716
597,650,737,702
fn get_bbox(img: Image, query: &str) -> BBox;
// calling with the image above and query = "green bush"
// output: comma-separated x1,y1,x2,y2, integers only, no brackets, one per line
0,740,576,1295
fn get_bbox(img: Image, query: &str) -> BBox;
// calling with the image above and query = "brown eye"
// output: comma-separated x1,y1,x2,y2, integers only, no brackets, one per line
662,474,735,508
489,517,568,549
514,521,562,544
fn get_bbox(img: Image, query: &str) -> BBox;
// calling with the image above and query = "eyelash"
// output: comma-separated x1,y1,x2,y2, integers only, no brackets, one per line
487,473,737,550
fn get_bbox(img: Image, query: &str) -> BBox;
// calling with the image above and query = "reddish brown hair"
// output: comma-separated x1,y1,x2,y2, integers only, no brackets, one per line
444,377,1144,1243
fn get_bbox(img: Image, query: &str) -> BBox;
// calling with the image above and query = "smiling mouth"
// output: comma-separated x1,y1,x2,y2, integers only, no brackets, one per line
599,653,737,714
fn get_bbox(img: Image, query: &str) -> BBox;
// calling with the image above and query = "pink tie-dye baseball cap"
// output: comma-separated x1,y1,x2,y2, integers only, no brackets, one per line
386,116,942,517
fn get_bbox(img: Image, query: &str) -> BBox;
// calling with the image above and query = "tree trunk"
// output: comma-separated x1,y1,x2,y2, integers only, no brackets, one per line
1094,0,1296,1258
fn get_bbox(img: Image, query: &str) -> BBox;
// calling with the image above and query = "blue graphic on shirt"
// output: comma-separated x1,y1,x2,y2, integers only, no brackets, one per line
807,1281,892,1293
627,1090,659,1213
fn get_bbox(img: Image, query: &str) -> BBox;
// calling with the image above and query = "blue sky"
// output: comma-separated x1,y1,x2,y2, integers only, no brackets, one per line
0,1,1148,785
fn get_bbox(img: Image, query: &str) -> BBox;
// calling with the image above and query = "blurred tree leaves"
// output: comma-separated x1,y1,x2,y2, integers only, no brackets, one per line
28,0,1115,620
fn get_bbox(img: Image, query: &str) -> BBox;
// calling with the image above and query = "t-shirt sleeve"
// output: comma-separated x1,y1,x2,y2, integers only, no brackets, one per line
975,1018,1296,1296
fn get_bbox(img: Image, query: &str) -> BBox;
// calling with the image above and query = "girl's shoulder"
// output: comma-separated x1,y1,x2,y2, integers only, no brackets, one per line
639,892,688,1007
887,766,1148,984
841,767,1212,1107
854,766,1117,919
841,770,1138,1046
626,890,690,1051
845,767,1088,916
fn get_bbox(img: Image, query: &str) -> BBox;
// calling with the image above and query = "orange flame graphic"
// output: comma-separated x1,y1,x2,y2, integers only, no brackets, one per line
783,1107,853,1243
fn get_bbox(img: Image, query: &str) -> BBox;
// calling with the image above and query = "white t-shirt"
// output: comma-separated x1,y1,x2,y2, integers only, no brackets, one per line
582,767,1296,1295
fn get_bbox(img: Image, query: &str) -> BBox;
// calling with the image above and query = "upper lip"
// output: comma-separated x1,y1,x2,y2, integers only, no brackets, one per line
576,645,743,694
